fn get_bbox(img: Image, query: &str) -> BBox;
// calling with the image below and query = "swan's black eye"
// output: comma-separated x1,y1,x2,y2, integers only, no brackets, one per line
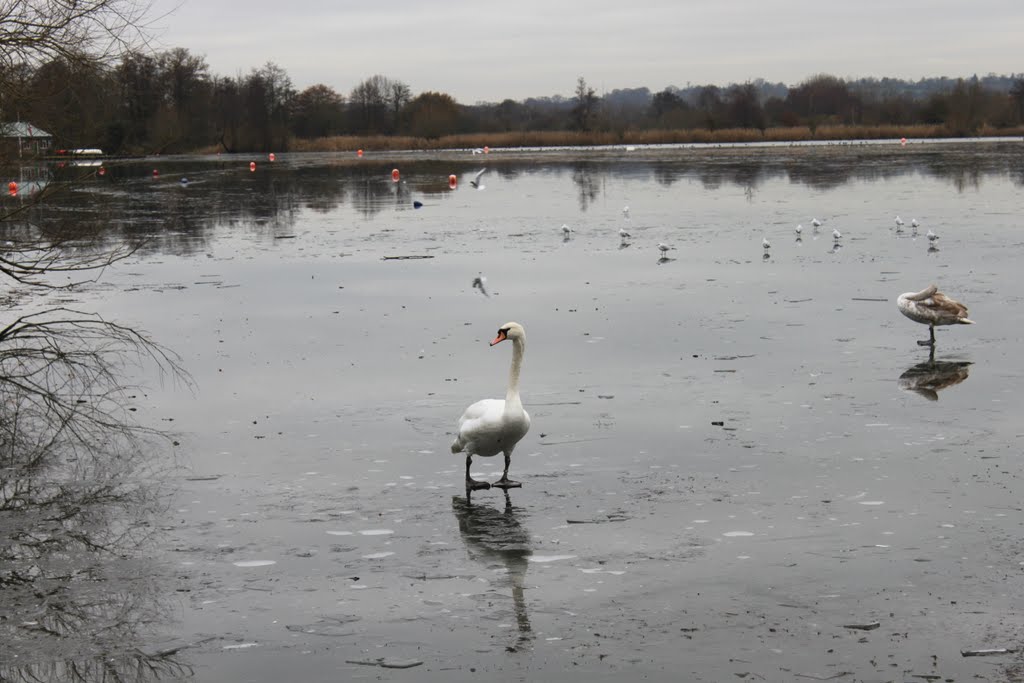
498,327,508,335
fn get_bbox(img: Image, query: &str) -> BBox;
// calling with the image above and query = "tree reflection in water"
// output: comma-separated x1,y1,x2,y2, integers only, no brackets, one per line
452,490,533,651
0,307,191,682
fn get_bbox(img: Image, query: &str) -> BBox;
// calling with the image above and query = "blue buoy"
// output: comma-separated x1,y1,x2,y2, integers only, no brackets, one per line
413,201,423,209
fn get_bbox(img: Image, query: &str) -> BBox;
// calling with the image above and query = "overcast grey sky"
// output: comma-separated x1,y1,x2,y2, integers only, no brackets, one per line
147,0,1023,102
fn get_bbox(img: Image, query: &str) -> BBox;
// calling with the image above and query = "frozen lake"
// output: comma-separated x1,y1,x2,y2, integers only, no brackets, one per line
2,141,1024,681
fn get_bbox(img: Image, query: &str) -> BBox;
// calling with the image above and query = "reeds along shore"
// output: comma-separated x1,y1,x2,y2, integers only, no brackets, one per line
248,124,1024,154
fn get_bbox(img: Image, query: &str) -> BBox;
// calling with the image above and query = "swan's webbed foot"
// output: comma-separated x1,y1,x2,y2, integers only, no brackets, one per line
466,478,491,491
492,477,521,490
917,339,935,346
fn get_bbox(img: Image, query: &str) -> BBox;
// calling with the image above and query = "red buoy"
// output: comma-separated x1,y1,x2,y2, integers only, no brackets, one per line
8,181,16,196
250,161,256,172
391,168,400,182
357,149,364,158
98,167,106,176
152,169,159,177
448,174,457,189
483,146,490,154
268,152,276,162
900,137,907,147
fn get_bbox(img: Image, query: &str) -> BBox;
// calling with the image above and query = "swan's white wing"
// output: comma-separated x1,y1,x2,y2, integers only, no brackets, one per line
451,399,505,454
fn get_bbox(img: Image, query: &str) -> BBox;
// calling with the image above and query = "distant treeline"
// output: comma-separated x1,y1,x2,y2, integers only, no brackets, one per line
3,47,1022,154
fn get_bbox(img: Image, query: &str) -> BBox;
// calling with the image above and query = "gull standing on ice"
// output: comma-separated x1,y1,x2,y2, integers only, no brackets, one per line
811,218,822,229
832,228,842,241
762,236,771,250
927,229,939,243
795,224,803,236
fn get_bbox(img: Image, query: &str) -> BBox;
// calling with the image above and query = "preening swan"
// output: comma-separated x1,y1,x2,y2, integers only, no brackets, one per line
451,322,531,491
897,285,974,346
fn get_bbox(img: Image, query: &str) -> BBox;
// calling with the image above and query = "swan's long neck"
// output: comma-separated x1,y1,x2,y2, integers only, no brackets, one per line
906,285,938,302
505,337,525,409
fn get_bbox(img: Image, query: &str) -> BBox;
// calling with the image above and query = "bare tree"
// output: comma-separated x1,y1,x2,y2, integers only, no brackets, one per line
0,306,191,683
571,76,597,131
0,198,142,288
0,0,151,116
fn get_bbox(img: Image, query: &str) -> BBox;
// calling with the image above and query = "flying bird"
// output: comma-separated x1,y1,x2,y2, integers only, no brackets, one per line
897,285,974,347
470,168,487,189
471,273,489,297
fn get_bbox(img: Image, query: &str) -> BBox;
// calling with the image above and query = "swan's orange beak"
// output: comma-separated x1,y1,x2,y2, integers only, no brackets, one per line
489,329,507,346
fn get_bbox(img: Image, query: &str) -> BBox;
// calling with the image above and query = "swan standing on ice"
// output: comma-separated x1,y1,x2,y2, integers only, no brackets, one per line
897,285,974,346
451,323,531,490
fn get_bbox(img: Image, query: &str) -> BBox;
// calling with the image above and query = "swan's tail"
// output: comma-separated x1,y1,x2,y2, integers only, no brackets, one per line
958,318,975,325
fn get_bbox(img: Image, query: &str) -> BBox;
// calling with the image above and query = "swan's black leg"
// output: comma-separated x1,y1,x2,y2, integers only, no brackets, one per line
466,454,490,491
493,452,522,489
917,325,936,346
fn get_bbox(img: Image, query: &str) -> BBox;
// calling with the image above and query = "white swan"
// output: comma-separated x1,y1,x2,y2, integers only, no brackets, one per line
451,322,531,490
897,285,974,346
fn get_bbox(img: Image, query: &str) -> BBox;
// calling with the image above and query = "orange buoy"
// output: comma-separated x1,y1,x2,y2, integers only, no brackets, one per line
8,181,16,196
448,174,457,189
250,161,256,172
391,168,400,182
900,137,907,146
483,146,490,154
268,152,276,162
357,149,364,158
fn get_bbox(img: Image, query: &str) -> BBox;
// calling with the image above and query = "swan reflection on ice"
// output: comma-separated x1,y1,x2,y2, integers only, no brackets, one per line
452,491,533,649
898,352,972,401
